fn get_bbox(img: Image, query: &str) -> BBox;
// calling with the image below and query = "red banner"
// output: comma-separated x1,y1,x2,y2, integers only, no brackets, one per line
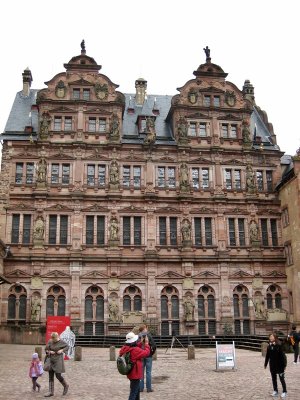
46,316,71,343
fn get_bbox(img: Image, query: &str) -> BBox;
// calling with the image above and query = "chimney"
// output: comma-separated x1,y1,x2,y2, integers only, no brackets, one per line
242,79,255,104
135,78,147,106
22,68,33,97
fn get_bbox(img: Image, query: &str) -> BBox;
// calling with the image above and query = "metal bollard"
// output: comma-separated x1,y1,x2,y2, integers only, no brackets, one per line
35,346,43,361
110,346,116,361
74,346,82,361
261,342,268,357
188,344,195,360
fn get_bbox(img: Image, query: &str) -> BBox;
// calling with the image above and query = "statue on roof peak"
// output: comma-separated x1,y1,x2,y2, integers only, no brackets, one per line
203,46,211,60
81,40,86,53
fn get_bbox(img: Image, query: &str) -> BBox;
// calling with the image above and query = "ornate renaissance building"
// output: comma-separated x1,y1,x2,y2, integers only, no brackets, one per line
0,43,288,339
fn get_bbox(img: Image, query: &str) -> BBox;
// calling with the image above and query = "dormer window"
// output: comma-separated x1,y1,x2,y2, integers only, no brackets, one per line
83,89,90,101
138,117,147,133
73,89,80,100
213,96,220,107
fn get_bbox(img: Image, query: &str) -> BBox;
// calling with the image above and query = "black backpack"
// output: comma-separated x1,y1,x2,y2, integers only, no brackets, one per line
117,351,134,375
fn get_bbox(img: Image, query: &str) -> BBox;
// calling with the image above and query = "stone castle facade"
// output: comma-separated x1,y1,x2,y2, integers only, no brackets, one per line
0,43,288,337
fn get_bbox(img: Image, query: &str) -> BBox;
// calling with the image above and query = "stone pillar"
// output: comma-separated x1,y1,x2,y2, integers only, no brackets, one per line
35,346,43,361
69,262,82,322
110,346,116,361
261,342,268,357
188,344,195,360
74,346,82,361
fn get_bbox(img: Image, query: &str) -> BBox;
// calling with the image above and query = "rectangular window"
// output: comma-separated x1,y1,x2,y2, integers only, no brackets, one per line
194,217,202,246
83,89,90,101
225,169,232,190
199,123,207,137
285,243,293,266
230,125,237,138
11,214,20,243
49,215,57,244
133,167,141,188
62,164,70,185
60,215,68,245
97,216,105,245
98,165,106,187
192,168,199,189
266,170,273,192
158,167,165,187
51,164,59,184
213,96,220,107
168,167,176,188
158,167,176,188
15,163,23,184
87,165,95,186
238,218,246,246
202,168,209,188
134,217,141,245
88,118,96,132
170,217,177,246
256,171,263,191
204,218,212,246
22,215,31,244
159,217,167,245
222,124,229,138
123,166,130,188
261,219,268,246
234,170,241,190
73,89,80,99
228,218,236,246
54,117,62,131
86,216,94,245
189,122,197,136
123,216,131,245
64,117,72,131
99,119,106,132
204,95,210,107
270,219,278,246
26,163,34,184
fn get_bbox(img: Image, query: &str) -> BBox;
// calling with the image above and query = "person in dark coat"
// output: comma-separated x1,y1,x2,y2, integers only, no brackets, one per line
264,333,287,398
138,324,157,393
288,325,300,364
44,331,69,397
119,331,150,400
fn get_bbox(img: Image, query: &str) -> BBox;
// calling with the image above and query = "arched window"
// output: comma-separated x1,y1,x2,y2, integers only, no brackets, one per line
122,286,142,312
275,293,282,309
84,286,104,336
266,285,282,309
46,286,66,317
267,293,273,309
233,285,250,334
160,286,179,336
197,285,216,335
7,285,27,323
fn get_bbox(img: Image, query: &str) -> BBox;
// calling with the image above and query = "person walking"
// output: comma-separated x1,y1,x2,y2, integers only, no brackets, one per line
119,331,150,400
138,324,157,393
44,331,69,397
29,352,43,392
264,333,287,398
288,325,300,364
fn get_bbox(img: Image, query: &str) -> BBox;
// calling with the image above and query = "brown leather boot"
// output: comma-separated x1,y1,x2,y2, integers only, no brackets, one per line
44,381,54,397
61,379,69,396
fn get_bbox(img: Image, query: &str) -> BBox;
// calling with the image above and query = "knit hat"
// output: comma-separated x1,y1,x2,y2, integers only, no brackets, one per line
32,352,39,359
125,331,139,344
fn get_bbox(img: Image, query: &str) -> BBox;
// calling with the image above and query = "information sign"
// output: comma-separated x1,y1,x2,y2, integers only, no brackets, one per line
216,341,236,370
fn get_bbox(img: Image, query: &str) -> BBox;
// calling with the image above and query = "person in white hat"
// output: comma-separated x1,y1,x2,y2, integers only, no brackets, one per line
119,331,150,400
29,352,43,392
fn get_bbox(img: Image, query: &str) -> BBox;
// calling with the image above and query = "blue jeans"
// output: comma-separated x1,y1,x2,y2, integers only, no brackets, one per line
140,357,152,391
129,379,140,400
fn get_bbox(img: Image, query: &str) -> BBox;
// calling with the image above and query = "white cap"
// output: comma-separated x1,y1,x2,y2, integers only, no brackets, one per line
125,331,139,344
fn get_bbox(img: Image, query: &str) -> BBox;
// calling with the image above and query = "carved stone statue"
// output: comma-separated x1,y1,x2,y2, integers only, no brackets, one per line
109,217,119,241
109,160,119,185
81,39,85,52
109,114,120,140
39,112,51,137
108,298,119,322
31,295,41,322
144,117,156,144
249,220,259,242
179,162,189,189
242,121,251,144
33,216,45,241
60,326,76,359
183,296,195,321
36,158,47,184
203,46,210,59
246,164,256,192
181,219,191,241
254,294,266,319
177,117,188,140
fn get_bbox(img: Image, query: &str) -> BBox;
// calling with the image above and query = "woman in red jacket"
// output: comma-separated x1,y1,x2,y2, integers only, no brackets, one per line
119,331,150,400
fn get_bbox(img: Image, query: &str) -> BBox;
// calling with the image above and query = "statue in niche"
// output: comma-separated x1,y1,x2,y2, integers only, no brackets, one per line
177,117,188,140
242,120,252,144
36,158,47,183
39,112,51,137
249,220,259,242
109,160,119,185
33,216,45,240
109,114,120,140
179,162,189,188
254,294,266,319
31,295,41,322
181,219,191,241
108,298,119,322
109,217,119,241
144,117,156,144
246,164,256,192
183,296,195,321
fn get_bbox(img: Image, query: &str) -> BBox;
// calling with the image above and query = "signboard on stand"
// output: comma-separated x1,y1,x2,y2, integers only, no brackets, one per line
216,341,236,371
46,316,71,343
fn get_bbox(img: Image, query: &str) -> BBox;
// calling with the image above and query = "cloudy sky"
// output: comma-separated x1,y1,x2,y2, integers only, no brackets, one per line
0,0,299,156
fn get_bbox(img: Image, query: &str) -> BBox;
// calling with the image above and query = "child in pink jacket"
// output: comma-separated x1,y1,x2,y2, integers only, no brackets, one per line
29,352,43,392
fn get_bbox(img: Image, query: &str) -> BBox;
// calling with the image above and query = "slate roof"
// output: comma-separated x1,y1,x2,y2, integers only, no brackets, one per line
250,107,279,150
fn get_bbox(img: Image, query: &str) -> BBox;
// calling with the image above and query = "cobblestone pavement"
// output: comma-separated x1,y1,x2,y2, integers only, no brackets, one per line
0,344,299,400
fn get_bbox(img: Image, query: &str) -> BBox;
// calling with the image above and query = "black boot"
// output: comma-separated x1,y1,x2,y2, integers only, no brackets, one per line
61,379,69,396
44,381,54,397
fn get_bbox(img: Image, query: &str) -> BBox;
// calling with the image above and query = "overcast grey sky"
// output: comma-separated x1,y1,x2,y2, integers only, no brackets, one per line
1,0,299,156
